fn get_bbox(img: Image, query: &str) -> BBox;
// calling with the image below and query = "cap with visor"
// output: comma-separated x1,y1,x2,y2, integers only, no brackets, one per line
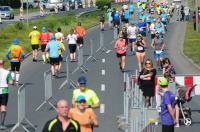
158,77,168,87
78,76,87,84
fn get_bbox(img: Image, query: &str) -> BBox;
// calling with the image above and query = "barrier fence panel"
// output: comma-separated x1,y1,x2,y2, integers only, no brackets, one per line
72,47,88,74
96,32,110,54
11,84,36,132
114,27,118,40
86,39,97,62
35,70,56,111
59,56,77,90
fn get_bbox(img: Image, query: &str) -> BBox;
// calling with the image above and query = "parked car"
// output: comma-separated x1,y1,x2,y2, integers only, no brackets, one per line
68,0,83,9
41,0,65,11
0,6,14,19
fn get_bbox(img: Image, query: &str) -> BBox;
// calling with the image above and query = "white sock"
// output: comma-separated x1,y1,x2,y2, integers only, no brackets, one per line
42,55,46,62
16,73,20,82
11,72,15,81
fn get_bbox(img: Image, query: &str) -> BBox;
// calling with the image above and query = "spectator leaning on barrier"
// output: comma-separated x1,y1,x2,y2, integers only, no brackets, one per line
69,95,99,132
6,38,25,86
29,26,40,62
139,59,156,108
42,99,80,132
0,60,14,130
71,76,100,109
159,77,177,132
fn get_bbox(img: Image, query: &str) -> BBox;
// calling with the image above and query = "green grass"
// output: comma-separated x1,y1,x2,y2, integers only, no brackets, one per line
183,22,200,65
187,0,195,9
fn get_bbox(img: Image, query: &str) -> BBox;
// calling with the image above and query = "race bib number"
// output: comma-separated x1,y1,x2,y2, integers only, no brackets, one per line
155,50,162,54
139,28,143,32
137,46,144,51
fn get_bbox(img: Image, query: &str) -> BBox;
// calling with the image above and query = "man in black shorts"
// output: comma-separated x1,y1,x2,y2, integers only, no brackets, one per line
0,60,13,130
99,10,105,31
6,38,25,86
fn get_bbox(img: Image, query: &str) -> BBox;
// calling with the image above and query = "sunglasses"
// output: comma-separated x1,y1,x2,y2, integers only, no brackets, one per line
145,62,151,65
78,100,86,103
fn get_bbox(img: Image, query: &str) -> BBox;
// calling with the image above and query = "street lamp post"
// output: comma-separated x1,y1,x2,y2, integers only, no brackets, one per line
196,0,199,32
26,0,29,26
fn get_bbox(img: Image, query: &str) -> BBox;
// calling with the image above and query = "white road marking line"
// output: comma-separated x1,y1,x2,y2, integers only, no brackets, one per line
102,58,105,63
106,50,111,53
100,104,105,113
101,84,105,91
101,69,105,76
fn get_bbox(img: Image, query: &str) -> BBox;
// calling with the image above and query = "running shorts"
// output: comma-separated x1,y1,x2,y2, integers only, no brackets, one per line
32,45,39,50
162,21,167,25
41,44,47,52
129,38,137,43
100,20,105,23
140,32,146,37
154,51,165,59
11,62,21,72
147,22,151,25
0,94,9,106
77,37,84,45
113,20,120,26
130,11,134,14
151,34,155,39
49,57,59,65
59,55,63,62
124,19,129,23
68,44,77,53
116,52,126,58
162,125,174,132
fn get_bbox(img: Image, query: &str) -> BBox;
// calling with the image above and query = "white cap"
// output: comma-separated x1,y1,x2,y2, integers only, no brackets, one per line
33,26,37,29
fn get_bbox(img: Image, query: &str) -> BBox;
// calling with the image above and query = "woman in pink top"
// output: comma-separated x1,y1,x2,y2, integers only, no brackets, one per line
114,33,127,72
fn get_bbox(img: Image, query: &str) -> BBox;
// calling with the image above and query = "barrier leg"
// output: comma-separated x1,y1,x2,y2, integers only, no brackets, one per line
10,123,19,132
35,100,48,111
86,40,97,62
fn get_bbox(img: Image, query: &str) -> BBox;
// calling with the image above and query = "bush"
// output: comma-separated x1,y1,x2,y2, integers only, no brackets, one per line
96,0,111,10
14,22,24,30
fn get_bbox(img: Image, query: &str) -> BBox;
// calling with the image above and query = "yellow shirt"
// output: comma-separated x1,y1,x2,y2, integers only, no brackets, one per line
29,30,40,45
58,42,65,55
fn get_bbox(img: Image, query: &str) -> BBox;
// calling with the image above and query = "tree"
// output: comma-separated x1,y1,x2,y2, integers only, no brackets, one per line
0,0,21,8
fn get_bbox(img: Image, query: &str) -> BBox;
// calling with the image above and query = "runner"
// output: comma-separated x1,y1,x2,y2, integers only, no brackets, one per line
113,10,120,34
160,10,168,31
107,8,113,29
155,18,165,38
42,99,80,132
71,76,100,109
99,10,105,31
129,3,135,18
145,9,152,32
151,31,166,70
66,29,77,62
123,7,130,28
29,26,40,62
150,19,156,40
45,35,61,78
114,33,127,72
55,28,66,72
120,26,128,45
55,27,64,43
127,21,137,54
69,95,99,132
39,27,50,63
75,22,86,48
135,34,146,72
0,60,13,130
137,18,147,39
6,38,25,86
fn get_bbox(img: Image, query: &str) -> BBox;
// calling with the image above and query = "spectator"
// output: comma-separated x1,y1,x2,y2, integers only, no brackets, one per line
139,59,156,108
69,95,99,132
192,11,197,31
0,60,14,130
42,99,80,132
184,6,190,21
71,76,100,109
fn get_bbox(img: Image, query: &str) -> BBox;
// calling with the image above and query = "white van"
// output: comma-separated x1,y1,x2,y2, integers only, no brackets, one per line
41,0,65,11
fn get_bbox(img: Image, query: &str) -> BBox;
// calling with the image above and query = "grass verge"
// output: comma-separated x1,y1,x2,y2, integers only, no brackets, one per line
183,22,200,65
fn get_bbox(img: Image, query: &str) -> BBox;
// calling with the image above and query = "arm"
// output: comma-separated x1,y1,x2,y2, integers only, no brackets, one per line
142,39,147,48
151,39,155,49
167,104,176,122
161,40,166,51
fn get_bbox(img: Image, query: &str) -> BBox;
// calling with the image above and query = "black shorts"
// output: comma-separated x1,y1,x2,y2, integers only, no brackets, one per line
130,11,134,14
116,52,126,58
41,44,47,52
140,32,146,37
129,38,137,43
0,94,9,106
147,22,151,25
49,57,59,65
68,44,77,53
11,62,21,72
162,21,167,25
151,34,155,39
32,45,39,50
100,20,105,23
77,37,84,45
124,19,129,23
113,20,120,26
162,125,174,132
59,55,63,62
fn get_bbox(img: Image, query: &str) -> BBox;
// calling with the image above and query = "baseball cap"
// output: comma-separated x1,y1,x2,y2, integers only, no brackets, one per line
0,60,4,65
158,77,168,87
13,38,19,45
42,27,46,32
77,95,86,102
33,26,37,29
51,35,56,40
78,76,87,84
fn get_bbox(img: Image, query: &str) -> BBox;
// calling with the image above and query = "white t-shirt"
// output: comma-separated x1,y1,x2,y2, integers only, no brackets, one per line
0,68,10,88
67,34,77,45
127,26,137,39
55,32,64,42
150,23,155,34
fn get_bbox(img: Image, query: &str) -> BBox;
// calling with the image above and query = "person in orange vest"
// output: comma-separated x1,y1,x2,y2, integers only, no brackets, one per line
39,27,50,63
6,38,25,86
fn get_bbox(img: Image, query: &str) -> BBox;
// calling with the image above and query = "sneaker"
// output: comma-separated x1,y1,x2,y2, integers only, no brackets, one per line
174,123,180,128
0,125,7,130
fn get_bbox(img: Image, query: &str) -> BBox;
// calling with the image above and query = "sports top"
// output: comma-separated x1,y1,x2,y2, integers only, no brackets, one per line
29,30,40,45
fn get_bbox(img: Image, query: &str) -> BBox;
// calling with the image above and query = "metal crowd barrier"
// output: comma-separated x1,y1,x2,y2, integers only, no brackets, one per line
59,56,77,89
35,70,56,111
96,32,110,54
72,47,88,74
11,84,36,132
86,39,97,62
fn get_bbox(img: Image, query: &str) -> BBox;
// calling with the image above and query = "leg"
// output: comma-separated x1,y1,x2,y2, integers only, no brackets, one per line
51,65,55,76
175,104,180,127
140,53,146,71
121,56,126,70
136,53,142,72
145,96,150,108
